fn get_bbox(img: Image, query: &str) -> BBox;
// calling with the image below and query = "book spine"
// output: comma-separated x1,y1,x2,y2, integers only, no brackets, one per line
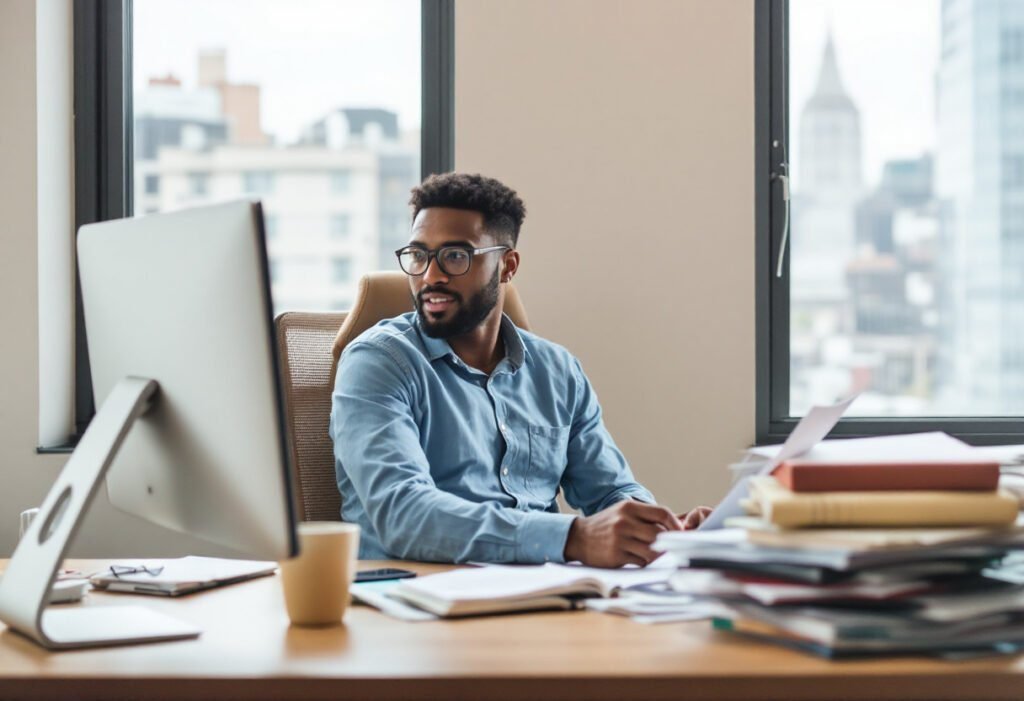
775,462,1000,493
766,490,1020,528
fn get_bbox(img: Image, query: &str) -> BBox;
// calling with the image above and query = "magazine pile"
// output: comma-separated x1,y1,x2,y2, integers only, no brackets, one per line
655,429,1024,659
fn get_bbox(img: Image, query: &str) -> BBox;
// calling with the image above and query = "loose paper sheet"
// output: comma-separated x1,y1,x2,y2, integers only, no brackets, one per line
698,396,858,531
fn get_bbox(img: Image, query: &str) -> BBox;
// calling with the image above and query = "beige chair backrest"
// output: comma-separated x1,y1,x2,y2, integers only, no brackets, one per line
331,270,530,361
276,270,529,522
275,311,348,522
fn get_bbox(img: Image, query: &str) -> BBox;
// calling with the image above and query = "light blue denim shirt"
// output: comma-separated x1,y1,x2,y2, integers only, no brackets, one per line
330,311,654,563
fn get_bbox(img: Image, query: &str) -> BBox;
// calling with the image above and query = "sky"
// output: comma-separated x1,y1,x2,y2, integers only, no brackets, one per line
789,0,940,190
132,0,421,144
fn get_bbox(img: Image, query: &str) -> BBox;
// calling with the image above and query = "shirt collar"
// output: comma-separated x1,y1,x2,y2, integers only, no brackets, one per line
500,314,527,371
414,312,528,371
416,316,452,361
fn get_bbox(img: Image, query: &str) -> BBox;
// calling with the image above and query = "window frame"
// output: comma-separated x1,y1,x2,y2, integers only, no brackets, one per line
755,0,1024,445
53,0,455,451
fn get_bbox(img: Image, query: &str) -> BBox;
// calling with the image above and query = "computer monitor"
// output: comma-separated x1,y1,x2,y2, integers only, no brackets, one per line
0,201,298,649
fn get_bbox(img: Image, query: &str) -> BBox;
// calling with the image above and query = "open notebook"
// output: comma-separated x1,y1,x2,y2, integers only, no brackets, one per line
387,562,675,617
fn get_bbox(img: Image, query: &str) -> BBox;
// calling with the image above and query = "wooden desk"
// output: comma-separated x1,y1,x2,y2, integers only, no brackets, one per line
2,560,1024,701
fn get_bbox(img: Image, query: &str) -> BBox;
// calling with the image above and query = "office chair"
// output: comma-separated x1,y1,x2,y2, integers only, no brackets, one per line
275,271,530,522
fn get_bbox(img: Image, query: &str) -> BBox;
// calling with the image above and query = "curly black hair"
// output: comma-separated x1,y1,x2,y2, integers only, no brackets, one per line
409,173,526,247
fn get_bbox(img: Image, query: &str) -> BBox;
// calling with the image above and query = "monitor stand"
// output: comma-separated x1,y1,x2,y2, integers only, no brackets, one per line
0,377,201,649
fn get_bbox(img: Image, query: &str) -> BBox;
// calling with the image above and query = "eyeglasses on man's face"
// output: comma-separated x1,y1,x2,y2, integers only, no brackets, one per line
395,244,510,277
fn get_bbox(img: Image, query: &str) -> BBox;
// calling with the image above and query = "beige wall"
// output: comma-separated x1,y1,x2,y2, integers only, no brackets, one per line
0,0,754,556
0,0,237,557
455,0,756,510
0,0,52,558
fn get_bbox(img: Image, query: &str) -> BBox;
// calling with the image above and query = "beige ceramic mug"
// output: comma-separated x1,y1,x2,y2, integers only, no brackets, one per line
279,522,360,626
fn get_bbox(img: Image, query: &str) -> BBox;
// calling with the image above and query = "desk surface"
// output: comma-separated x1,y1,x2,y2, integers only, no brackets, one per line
2,559,1024,701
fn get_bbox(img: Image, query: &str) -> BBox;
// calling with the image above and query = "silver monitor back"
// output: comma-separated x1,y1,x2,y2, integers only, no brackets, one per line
77,201,298,560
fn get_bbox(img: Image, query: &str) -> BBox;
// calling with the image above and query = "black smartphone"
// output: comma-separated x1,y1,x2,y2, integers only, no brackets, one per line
354,567,417,583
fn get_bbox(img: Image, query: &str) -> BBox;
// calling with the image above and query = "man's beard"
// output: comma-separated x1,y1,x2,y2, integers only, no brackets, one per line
415,266,500,339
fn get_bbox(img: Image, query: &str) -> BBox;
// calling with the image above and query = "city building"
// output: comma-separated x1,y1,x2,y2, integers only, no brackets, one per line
133,53,419,314
935,0,1024,413
843,155,939,410
790,29,865,411
792,29,864,303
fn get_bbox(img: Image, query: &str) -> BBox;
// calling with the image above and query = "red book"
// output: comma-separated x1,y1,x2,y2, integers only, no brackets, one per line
772,460,1000,493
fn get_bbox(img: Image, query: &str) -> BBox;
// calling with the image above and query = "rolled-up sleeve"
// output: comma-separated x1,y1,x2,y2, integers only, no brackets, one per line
331,342,576,563
559,358,655,515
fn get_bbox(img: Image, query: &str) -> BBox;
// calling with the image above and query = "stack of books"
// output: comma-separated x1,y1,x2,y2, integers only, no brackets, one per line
657,433,1024,658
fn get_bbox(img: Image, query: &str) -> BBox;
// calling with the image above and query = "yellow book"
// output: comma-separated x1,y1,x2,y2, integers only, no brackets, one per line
746,476,1020,528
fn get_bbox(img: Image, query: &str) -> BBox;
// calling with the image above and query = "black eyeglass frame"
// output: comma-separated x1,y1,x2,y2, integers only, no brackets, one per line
108,564,165,578
394,244,511,277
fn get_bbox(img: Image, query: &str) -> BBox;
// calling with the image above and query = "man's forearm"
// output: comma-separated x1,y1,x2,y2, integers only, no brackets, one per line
363,480,576,563
592,484,656,513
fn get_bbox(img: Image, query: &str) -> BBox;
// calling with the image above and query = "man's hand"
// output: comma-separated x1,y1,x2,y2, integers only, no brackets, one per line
563,500,683,568
678,506,714,530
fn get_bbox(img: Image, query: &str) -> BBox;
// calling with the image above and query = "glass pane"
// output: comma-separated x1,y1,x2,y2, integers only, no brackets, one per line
132,0,420,314
789,0,1024,416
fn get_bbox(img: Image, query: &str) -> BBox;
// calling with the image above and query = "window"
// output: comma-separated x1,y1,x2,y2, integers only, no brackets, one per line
332,258,353,284
131,0,432,315
242,171,274,195
330,170,351,194
186,172,208,196
68,0,452,446
758,0,1024,443
264,214,278,241
330,214,351,240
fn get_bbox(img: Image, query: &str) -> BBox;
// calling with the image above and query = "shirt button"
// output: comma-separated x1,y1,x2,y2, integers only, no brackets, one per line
500,423,507,432
502,467,509,476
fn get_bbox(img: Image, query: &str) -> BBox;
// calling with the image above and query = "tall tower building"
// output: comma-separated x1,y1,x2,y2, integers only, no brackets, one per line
799,31,864,201
936,0,1024,412
789,29,867,412
791,30,863,303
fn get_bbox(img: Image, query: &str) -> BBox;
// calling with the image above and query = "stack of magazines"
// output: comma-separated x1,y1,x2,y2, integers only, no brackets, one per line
656,433,1024,658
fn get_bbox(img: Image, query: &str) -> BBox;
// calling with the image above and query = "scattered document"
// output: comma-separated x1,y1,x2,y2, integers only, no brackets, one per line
350,580,438,622
977,444,1024,468
585,588,730,624
731,432,994,482
701,396,857,530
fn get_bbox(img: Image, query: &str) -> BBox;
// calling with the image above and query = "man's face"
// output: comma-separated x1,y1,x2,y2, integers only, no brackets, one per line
406,207,505,339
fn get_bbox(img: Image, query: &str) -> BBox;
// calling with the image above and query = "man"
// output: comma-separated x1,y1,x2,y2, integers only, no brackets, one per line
331,173,711,567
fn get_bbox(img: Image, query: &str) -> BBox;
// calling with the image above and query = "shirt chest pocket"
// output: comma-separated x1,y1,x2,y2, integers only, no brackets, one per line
527,424,571,500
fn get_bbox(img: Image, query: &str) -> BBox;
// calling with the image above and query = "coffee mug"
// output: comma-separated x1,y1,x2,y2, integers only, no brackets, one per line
279,522,360,626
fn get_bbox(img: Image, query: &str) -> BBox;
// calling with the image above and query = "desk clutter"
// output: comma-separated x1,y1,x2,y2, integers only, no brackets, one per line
656,432,1024,659
353,431,1024,660
351,560,700,621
